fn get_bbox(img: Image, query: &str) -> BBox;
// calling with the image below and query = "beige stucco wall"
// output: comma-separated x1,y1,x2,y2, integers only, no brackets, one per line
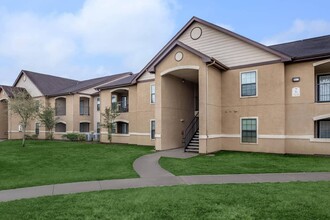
220,62,286,153
99,82,155,146
0,100,8,139
284,61,330,155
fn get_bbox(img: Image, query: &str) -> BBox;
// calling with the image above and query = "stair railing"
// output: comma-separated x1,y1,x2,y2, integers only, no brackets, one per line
183,112,199,150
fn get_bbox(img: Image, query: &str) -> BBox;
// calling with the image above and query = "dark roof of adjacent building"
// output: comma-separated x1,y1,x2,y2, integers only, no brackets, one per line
50,72,132,96
97,73,136,90
0,85,27,98
14,70,79,96
13,70,133,97
269,35,330,61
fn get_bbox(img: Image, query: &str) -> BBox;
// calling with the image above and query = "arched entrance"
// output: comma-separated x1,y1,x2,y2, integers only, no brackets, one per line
0,99,8,139
158,67,199,150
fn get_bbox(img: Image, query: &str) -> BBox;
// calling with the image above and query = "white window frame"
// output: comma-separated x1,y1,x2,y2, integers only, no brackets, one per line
240,117,258,144
150,84,155,104
150,119,156,140
240,70,258,98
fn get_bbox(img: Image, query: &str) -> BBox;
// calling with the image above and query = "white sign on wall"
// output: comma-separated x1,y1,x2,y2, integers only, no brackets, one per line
292,87,300,97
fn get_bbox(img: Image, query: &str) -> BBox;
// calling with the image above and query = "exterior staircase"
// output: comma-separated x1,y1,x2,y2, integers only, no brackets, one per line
183,112,199,153
185,129,199,153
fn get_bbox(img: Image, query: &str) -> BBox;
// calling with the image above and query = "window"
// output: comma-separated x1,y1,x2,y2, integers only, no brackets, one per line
96,97,100,111
35,123,40,135
80,97,90,115
150,84,155,103
97,122,101,134
315,119,330,138
241,118,257,143
317,74,330,102
55,123,66,132
241,71,257,97
114,122,129,134
150,120,155,140
80,122,90,133
55,98,66,116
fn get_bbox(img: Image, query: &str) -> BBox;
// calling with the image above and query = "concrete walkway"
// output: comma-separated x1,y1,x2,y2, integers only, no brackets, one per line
133,148,197,178
1,148,330,202
1,172,330,202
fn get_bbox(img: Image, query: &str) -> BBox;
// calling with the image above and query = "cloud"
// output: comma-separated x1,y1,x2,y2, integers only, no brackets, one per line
262,19,330,45
0,0,177,84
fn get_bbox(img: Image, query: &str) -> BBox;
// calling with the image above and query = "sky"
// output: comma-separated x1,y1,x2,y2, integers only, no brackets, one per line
1,0,330,85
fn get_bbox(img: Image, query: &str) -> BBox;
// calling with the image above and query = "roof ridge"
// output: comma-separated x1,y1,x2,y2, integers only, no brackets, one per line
22,70,79,82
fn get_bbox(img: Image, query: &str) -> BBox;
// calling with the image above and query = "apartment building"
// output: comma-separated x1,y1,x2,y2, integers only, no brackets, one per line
1,17,330,155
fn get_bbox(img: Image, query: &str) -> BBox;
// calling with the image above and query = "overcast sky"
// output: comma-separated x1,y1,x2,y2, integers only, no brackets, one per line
1,0,330,85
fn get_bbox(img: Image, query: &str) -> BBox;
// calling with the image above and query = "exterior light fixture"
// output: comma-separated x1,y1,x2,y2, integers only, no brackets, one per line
292,77,300,82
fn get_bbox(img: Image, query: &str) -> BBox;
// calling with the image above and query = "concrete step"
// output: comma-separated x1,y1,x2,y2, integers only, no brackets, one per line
185,148,199,153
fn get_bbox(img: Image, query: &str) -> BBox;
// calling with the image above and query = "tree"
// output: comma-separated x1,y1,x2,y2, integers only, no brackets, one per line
9,90,40,147
101,105,120,143
39,105,58,140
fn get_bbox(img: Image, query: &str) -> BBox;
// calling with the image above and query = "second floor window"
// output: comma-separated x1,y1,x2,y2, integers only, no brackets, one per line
317,74,330,102
96,97,100,111
55,98,66,116
150,84,155,104
241,71,257,97
80,97,90,115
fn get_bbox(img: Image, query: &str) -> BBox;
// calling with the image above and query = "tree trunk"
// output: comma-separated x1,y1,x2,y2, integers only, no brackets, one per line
22,129,26,147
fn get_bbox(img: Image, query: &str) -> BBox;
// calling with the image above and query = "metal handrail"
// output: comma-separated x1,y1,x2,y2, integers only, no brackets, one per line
112,101,129,113
183,112,199,150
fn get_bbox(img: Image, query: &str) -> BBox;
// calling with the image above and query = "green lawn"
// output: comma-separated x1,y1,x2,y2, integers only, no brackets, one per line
0,181,329,219
160,151,330,176
0,140,152,190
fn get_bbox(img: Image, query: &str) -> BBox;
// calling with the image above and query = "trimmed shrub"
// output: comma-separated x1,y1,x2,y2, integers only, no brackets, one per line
62,133,86,142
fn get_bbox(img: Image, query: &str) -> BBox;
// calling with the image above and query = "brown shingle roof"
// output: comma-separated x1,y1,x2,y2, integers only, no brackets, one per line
13,70,133,97
50,72,132,96
14,70,79,96
269,35,330,61
0,85,27,98
97,73,136,90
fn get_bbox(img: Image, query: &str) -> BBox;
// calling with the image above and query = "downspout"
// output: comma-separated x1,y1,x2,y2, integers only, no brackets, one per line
205,60,216,153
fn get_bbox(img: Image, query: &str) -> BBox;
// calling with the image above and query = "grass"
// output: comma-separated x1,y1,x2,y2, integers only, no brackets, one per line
159,151,330,176
0,181,329,219
0,140,153,190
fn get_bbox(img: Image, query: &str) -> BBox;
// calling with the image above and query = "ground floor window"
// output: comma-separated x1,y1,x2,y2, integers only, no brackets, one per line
80,122,90,133
150,120,155,140
35,123,40,135
241,118,257,143
113,122,129,134
55,123,66,132
315,119,330,138
97,122,101,134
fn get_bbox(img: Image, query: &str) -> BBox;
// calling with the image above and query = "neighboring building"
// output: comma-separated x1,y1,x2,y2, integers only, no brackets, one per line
1,17,330,155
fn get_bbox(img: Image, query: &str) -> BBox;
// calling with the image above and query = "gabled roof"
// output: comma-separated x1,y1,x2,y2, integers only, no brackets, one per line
13,70,79,96
50,72,132,96
13,70,133,97
97,73,136,90
269,35,330,62
0,85,27,98
148,41,229,73
132,16,291,83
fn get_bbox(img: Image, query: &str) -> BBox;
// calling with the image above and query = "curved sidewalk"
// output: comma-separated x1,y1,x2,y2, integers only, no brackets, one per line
1,172,330,202
1,148,330,202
